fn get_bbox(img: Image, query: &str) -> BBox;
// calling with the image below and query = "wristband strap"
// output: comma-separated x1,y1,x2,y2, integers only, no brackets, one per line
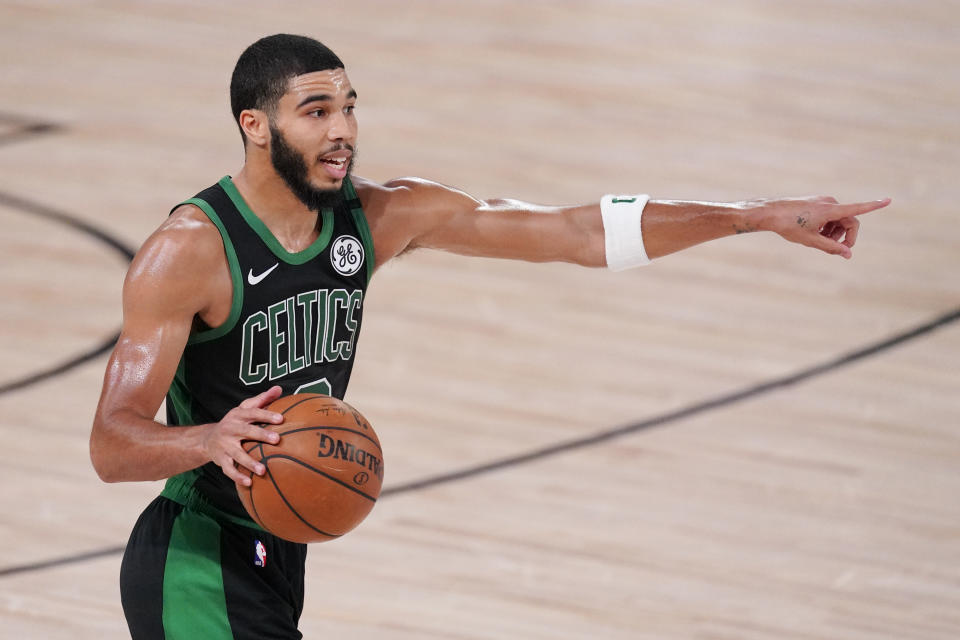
600,194,651,271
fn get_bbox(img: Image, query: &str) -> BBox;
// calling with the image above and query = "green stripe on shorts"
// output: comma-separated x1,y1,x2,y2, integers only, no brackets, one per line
162,509,233,639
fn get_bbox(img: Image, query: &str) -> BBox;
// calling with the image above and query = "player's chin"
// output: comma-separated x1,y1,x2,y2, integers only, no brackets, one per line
309,173,345,193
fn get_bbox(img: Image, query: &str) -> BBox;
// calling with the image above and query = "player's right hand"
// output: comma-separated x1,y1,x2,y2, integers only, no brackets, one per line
202,385,284,486
758,196,890,259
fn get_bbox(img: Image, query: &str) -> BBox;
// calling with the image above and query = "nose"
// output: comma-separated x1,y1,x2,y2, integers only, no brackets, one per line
327,110,350,142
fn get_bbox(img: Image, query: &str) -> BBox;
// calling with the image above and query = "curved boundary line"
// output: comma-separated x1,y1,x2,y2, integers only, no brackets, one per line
0,190,135,263
0,191,135,395
383,306,960,495
0,112,62,148
1,305,956,578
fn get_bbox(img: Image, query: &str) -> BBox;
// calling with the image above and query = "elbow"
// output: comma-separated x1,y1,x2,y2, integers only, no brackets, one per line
89,421,123,483
92,463,122,484
89,442,120,483
575,229,608,268
579,245,608,268
567,207,607,268
94,468,122,483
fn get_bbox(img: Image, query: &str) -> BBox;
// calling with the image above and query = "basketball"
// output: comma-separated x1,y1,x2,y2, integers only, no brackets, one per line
237,393,384,543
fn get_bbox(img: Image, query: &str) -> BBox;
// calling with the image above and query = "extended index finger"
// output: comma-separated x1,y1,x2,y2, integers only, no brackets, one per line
832,198,891,219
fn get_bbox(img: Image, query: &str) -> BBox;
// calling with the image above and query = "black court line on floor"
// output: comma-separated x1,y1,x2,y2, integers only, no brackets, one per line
383,306,960,496
0,111,63,148
1,304,957,578
0,115,128,395
0,190,134,395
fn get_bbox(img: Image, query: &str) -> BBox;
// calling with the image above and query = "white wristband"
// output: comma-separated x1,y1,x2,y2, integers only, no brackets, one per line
600,194,651,271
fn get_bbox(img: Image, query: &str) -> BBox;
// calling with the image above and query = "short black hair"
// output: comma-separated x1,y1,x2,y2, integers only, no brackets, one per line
230,34,345,142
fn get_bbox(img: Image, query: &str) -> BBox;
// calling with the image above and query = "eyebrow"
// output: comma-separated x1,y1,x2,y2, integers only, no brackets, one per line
296,89,358,109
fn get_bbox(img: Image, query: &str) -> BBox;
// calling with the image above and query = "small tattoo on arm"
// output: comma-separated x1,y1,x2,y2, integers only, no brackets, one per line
733,223,757,234
796,214,809,228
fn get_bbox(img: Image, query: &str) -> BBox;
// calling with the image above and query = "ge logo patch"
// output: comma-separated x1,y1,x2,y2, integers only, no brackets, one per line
330,235,364,276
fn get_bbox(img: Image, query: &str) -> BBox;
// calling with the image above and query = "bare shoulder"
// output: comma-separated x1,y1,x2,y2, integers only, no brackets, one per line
124,203,226,315
352,175,476,215
350,175,482,264
132,204,223,276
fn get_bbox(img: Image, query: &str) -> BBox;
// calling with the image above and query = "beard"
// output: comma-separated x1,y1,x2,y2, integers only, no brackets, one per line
269,124,355,212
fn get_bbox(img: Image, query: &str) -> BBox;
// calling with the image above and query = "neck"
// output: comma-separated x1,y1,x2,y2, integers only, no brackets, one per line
232,160,323,251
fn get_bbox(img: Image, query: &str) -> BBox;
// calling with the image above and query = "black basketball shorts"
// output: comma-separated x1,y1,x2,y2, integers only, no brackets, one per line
120,492,308,640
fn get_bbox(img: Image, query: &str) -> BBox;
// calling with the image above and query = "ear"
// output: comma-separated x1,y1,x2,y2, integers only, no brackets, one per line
239,109,270,148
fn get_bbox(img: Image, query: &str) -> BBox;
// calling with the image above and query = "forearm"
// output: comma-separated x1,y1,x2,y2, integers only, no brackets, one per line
90,408,211,482
630,194,888,261
639,199,758,260
469,198,759,266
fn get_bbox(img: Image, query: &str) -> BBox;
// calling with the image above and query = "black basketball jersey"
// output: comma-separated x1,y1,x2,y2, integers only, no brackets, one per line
163,175,374,519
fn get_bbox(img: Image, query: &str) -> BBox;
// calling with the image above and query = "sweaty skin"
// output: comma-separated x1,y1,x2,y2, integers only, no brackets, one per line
89,69,890,487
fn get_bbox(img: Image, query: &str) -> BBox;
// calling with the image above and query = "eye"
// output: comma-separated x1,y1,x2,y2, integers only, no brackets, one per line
344,105,356,115
309,109,327,118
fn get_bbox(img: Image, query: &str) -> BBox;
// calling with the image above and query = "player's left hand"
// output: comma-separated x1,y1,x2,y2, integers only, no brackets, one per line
757,196,891,259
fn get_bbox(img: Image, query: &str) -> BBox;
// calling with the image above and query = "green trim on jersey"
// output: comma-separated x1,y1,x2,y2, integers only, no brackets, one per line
167,358,193,425
219,176,335,265
343,177,376,283
180,197,244,345
162,508,233,640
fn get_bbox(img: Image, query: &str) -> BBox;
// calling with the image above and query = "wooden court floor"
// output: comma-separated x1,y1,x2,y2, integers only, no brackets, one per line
1,1,958,638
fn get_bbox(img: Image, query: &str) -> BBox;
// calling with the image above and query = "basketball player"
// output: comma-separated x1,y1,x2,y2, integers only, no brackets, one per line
89,34,890,639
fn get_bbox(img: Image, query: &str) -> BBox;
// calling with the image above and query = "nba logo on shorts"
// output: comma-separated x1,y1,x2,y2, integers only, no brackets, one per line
254,540,267,568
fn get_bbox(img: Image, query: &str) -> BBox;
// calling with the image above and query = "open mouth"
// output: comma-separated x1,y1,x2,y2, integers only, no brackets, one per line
320,157,348,169
318,154,350,179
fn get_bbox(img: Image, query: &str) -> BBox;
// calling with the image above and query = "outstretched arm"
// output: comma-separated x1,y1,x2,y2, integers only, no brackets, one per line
366,177,889,267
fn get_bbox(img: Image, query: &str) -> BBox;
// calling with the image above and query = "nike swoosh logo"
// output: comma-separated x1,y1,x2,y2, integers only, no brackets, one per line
247,263,279,285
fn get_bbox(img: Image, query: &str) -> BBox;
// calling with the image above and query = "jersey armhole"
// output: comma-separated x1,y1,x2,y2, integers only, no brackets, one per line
178,197,244,345
343,178,376,284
